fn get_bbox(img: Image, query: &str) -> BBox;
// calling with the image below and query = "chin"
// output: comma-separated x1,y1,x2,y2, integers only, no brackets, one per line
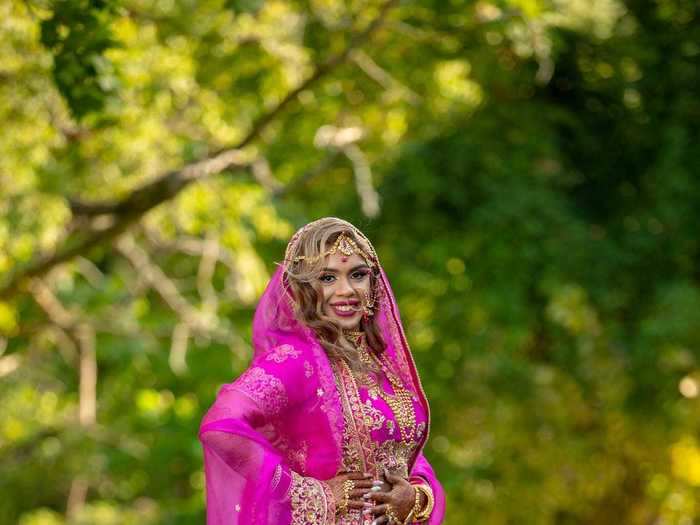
332,315,361,330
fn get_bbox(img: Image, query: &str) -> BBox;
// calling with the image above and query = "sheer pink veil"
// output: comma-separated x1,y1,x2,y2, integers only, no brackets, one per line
198,220,445,525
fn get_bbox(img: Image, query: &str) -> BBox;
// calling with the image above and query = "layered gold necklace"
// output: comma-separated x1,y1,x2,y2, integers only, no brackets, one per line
344,330,417,444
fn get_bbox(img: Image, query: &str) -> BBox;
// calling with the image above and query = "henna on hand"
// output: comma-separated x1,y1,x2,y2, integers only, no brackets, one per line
327,471,374,513
366,468,416,523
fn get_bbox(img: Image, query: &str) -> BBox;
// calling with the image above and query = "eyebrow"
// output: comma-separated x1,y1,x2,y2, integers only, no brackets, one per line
320,264,370,273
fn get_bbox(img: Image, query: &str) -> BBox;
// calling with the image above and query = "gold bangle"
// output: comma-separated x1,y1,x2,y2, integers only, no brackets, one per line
413,484,422,512
398,485,422,525
402,509,416,525
414,484,434,521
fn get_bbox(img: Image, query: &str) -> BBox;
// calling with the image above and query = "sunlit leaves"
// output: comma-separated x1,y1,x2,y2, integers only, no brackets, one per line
3,0,700,524
40,0,122,121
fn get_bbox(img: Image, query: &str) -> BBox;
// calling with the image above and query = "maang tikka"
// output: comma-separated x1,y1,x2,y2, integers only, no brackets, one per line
289,232,376,269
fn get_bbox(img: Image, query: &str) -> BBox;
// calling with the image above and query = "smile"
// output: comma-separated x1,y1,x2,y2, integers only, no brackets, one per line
334,305,355,312
331,304,359,316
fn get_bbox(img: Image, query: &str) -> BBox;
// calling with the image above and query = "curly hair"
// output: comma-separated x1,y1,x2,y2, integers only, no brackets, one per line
282,218,385,373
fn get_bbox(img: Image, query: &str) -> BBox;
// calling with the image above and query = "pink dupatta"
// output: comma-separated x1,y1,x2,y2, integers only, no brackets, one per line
199,260,446,524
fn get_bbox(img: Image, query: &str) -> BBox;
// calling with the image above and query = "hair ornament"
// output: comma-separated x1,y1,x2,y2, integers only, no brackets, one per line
287,231,376,268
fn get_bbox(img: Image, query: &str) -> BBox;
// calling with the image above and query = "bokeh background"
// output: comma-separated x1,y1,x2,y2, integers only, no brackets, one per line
2,0,699,523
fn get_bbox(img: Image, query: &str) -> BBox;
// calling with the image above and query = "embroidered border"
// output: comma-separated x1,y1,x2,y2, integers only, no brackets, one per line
270,464,283,492
289,471,334,525
233,366,288,417
333,359,376,474
377,269,432,463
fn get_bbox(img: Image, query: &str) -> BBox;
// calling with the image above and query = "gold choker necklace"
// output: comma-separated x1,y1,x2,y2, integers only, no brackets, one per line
343,329,364,344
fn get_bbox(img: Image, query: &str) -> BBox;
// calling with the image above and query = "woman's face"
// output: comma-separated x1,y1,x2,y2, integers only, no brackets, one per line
318,252,372,330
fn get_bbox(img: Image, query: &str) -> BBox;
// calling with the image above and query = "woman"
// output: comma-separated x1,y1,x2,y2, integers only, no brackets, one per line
199,217,445,525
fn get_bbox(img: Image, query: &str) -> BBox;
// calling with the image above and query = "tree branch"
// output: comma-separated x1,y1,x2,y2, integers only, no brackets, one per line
116,234,246,366
0,0,399,301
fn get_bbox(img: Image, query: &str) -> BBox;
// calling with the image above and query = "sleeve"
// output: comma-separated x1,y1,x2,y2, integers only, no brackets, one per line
408,451,447,524
199,346,336,525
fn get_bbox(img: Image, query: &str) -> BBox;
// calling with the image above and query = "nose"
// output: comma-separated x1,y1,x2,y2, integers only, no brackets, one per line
335,276,355,297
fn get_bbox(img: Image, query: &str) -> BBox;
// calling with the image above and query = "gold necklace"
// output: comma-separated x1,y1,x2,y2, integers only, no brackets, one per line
350,334,417,444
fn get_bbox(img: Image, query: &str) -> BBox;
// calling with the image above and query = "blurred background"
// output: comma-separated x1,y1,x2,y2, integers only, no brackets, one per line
1,0,699,523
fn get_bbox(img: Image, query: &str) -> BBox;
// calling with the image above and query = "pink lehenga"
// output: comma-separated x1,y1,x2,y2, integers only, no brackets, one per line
199,263,446,525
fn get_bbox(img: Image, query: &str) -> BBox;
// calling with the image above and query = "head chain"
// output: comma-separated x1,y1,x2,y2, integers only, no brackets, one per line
283,218,379,268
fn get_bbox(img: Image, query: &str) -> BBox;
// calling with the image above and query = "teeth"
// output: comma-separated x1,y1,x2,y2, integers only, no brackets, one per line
334,305,355,312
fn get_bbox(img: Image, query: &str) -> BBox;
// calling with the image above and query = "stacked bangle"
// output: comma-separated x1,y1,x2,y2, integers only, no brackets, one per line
400,485,423,525
413,484,435,522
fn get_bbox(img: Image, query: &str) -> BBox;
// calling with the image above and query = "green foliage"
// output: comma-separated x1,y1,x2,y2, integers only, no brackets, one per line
40,0,122,121
2,0,700,524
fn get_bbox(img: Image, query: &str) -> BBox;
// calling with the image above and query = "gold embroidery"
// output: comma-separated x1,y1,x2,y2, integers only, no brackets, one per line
357,340,418,445
333,361,365,474
234,367,287,416
289,471,334,525
333,359,376,473
362,399,385,431
374,440,415,478
332,344,424,484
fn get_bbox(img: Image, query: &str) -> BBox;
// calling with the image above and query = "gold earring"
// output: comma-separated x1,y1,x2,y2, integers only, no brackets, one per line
361,288,376,319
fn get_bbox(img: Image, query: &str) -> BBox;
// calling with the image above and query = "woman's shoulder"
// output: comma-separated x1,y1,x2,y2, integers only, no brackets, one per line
243,341,326,393
259,343,304,364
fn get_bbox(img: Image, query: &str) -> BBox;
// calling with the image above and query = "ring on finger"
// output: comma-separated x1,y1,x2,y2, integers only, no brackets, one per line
385,504,400,524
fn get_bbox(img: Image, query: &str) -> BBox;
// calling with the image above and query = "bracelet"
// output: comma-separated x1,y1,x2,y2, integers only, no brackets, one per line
413,483,434,522
404,484,421,524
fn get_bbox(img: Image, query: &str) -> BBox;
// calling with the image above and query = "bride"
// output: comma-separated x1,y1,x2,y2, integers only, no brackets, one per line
199,217,445,524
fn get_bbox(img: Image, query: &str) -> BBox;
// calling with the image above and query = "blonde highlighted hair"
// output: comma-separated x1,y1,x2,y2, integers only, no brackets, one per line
282,218,385,373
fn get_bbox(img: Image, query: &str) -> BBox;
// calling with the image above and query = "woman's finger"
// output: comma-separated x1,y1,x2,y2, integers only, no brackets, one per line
367,503,388,515
365,490,392,503
352,479,376,489
345,471,373,480
350,488,372,499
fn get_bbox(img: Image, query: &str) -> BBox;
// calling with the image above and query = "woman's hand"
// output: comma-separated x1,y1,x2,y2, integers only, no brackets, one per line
326,471,375,513
365,468,416,524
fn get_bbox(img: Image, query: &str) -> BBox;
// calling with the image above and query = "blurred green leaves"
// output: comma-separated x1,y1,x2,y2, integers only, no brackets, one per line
40,0,122,121
2,0,700,524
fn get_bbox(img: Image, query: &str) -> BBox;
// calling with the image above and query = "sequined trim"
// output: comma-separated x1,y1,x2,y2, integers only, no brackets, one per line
266,344,301,363
271,464,283,491
333,359,375,473
233,366,288,417
377,269,432,459
332,354,424,485
289,471,334,525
